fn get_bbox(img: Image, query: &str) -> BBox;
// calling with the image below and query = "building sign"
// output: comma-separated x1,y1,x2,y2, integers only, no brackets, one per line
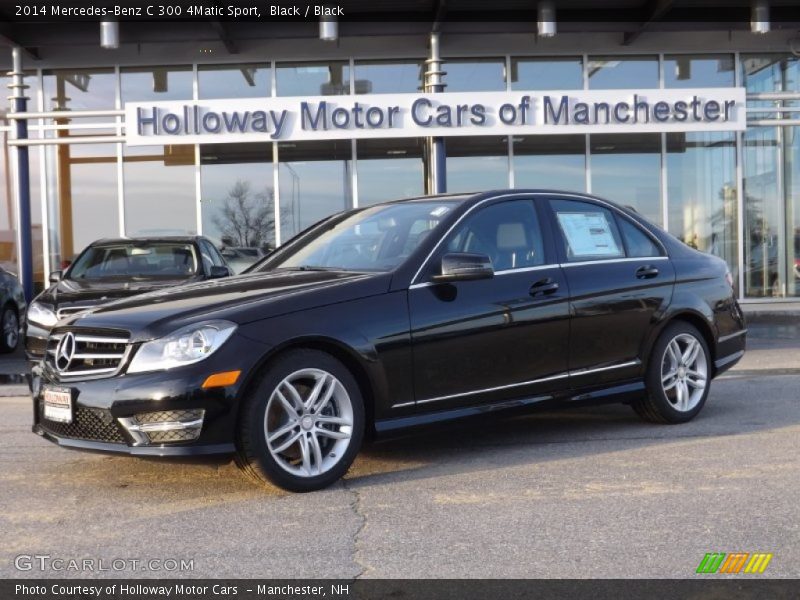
125,88,746,146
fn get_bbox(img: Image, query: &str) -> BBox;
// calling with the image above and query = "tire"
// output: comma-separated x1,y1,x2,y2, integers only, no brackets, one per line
633,321,712,424
0,305,19,354
235,349,365,492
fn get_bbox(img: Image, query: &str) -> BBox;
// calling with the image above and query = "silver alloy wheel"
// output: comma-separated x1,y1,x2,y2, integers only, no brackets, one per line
660,333,708,412
3,310,18,349
264,368,354,478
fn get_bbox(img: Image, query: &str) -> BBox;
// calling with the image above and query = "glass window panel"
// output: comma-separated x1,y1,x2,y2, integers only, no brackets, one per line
787,126,800,297
590,133,662,224
43,68,117,123
45,143,119,267
588,56,658,89
447,136,509,193
356,138,424,206
123,144,197,236
619,217,661,257
200,143,275,272
667,132,738,279
743,128,782,297
278,140,353,240
664,54,735,88
277,61,351,96
445,59,506,92
511,57,583,91
199,63,271,99
353,60,423,94
121,66,193,102
513,135,585,192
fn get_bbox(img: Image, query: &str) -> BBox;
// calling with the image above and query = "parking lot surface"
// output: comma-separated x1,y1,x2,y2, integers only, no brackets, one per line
1,348,799,579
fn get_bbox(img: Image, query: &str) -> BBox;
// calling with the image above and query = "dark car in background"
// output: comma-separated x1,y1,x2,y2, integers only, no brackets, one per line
30,191,746,492
25,236,232,360
0,266,26,353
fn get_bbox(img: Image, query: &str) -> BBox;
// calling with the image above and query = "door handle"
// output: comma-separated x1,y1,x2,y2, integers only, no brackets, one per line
635,265,659,279
530,277,559,296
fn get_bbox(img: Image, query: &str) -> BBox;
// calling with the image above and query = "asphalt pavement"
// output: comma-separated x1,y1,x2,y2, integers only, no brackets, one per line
0,322,798,579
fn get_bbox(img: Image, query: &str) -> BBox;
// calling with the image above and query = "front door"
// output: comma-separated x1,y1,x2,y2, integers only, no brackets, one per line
408,197,571,411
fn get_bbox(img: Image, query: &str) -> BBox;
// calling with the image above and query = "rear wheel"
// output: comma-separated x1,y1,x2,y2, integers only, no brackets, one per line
633,322,711,424
0,305,19,354
236,349,364,492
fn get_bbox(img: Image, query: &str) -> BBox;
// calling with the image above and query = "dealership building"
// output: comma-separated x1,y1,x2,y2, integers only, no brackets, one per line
1,2,799,301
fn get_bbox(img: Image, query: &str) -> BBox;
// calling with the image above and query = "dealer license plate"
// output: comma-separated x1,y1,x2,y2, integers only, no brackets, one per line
43,386,73,424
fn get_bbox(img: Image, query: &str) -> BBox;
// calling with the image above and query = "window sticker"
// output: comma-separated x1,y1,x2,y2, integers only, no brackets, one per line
430,206,450,217
556,211,622,258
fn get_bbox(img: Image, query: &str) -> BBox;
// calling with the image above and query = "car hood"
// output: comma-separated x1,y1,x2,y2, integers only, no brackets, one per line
65,269,391,342
38,277,195,309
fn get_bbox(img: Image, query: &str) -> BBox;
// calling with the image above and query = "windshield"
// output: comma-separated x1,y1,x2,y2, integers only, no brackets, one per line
68,242,199,281
261,201,459,273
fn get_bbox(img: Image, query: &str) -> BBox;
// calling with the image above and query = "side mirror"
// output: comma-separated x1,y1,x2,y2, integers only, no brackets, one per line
49,270,63,284
432,253,494,283
209,265,231,279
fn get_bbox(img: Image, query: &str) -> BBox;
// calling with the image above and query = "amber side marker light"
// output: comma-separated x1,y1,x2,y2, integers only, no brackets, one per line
202,370,241,389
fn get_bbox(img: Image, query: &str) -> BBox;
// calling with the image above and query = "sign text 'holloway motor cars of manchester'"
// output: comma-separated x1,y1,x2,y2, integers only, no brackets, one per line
124,88,746,145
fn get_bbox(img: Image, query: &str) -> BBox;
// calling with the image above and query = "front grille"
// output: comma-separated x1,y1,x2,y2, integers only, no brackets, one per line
147,429,200,443
39,403,125,444
45,329,130,380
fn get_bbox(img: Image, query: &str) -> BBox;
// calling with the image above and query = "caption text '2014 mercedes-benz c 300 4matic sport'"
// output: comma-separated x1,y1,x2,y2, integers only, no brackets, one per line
30,191,746,492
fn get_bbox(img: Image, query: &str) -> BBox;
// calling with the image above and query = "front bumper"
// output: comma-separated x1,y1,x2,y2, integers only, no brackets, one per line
31,333,267,457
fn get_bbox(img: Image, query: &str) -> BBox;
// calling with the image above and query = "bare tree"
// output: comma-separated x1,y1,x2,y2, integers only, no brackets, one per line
211,180,274,247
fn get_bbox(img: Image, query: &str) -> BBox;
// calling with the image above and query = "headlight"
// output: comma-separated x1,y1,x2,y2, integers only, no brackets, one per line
27,301,58,327
127,320,237,374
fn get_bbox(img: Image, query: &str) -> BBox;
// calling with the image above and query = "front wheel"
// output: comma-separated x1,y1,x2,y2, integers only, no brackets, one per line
0,305,19,354
633,322,711,424
236,349,365,492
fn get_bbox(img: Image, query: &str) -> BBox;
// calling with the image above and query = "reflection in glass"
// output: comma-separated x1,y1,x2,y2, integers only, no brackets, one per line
742,54,800,297
446,137,509,192
590,133,661,224
200,143,275,272
356,138,424,206
121,66,193,102
199,64,271,99
588,56,658,89
664,54,734,88
445,59,506,92
123,145,197,236
43,69,117,123
277,62,351,96
667,133,738,278
510,57,583,91
513,135,585,192
787,126,800,296
353,60,423,94
45,143,119,266
278,140,353,241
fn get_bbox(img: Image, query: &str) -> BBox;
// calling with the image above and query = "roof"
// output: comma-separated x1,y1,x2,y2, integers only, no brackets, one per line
90,235,204,246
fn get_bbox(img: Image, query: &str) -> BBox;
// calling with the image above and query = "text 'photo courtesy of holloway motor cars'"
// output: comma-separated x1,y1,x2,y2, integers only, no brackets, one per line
30,190,746,492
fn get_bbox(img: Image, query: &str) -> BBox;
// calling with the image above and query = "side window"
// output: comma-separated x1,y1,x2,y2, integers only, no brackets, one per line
442,200,546,272
551,199,625,262
618,217,662,258
198,241,216,273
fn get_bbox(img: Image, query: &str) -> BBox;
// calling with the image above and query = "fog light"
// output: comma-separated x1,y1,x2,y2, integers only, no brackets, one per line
118,409,204,445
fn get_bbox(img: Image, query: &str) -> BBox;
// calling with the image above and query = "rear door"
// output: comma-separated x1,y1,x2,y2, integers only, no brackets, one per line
543,196,675,388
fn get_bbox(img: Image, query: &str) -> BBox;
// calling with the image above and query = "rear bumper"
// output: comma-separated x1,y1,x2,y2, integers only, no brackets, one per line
714,328,747,376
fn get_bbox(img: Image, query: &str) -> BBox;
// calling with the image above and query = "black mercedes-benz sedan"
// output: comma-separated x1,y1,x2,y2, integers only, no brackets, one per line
25,236,233,361
30,191,746,492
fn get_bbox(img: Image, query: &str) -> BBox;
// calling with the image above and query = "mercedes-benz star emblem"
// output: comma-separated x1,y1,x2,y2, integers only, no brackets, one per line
55,332,76,373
